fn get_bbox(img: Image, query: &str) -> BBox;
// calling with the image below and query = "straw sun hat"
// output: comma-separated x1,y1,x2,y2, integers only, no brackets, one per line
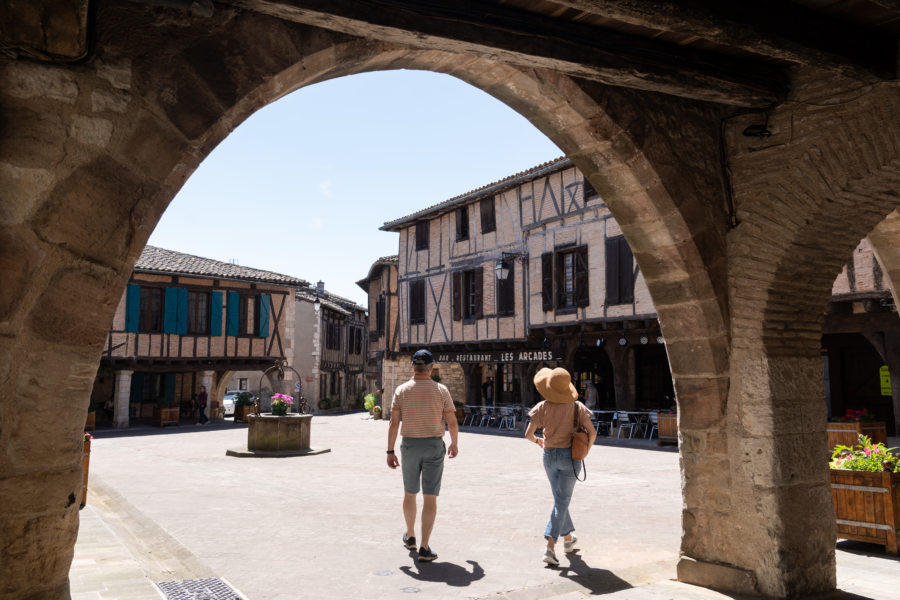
533,367,578,404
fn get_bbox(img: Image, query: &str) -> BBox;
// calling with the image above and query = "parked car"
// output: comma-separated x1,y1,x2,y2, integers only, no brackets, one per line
221,392,239,417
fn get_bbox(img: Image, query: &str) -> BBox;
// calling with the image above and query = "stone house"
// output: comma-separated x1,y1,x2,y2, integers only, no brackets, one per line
92,246,305,427
380,157,671,410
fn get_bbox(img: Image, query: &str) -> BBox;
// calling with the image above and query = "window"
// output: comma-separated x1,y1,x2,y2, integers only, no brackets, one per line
238,378,248,391
605,236,635,305
456,206,469,241
452,268,483,321
187,291,209,334
239,295,257,335
583,176,599,201
325,320,342,350
541,245,589,312
497,262,515,316
415,221,430,251
409,280,426,324
139,287,163,332
480,197,496,234
375,297,385,334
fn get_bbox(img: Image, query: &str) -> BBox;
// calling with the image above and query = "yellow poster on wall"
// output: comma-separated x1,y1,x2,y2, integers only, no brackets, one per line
880,365,891,395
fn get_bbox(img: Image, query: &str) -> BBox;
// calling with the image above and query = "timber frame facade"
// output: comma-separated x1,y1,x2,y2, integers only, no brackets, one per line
92,246,305,427
381,158,673,409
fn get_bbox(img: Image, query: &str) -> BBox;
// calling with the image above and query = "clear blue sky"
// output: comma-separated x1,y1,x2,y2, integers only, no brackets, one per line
148,70,562,306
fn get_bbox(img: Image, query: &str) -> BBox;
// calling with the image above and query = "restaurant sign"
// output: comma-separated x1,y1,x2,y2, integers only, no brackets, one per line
436,350,560,364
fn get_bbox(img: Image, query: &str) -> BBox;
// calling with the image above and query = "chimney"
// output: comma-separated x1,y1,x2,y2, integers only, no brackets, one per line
317,281,325,294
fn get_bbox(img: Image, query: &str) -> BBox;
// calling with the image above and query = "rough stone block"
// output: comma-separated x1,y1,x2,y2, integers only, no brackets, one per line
677,556,758,596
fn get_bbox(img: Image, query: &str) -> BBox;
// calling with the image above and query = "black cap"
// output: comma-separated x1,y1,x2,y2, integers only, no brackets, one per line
412,349,434,365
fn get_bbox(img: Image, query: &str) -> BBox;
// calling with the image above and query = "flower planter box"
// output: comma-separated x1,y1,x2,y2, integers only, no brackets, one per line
153,405,180,427
830,469,900,555
81,437,91,508
84,411,95,432
656,412,677,445
234,404,254,423
827,421,887,452
455,407,465,424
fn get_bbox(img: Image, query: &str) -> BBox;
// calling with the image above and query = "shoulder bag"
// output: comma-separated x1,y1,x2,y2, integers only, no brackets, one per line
571,401,590,480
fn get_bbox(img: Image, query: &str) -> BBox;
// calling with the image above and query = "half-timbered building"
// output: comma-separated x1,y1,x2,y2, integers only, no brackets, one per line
92,246,305,427
381,158,672,409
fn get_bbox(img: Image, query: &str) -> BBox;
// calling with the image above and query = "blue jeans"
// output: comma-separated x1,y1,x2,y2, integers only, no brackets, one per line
542,447,580,541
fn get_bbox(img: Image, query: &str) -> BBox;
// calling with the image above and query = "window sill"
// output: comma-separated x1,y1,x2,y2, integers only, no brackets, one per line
554,307,577,316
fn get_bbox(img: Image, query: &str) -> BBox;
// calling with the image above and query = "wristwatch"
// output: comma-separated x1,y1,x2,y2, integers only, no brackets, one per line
386,450,395,454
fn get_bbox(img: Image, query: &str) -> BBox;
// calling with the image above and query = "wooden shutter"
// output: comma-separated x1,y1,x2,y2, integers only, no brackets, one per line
125,284,140,332
555,252,566,308
575,245,589,307
210,291,223,336
226,291,240,336
480,197,496,233
619,238,635,303
164,373,176,405
606,238,621,304
163,288,179,334
541,252,553,312
176,288,188,335
258,294,271,337
452,271,462,321
498,263,514,315
474,267,484,319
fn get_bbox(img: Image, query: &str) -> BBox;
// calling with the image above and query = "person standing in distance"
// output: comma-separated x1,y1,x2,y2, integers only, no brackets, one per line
387,349,459,562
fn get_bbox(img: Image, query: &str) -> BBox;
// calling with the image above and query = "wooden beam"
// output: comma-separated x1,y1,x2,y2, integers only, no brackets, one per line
229,0,789,107
555,0,897,81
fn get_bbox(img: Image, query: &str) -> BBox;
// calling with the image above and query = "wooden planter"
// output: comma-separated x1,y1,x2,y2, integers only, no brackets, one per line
827,421,887,452
153,405,180,427
455,407,465,423
830,468,900,555
656,412,677,445
84,411,96,431
81,437,91,508
234,404,254,423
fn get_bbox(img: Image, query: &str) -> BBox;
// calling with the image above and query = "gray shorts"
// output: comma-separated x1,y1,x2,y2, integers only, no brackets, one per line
400,437,446,496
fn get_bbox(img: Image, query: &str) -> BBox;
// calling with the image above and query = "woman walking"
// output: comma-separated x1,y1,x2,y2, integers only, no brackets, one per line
525,367,596,566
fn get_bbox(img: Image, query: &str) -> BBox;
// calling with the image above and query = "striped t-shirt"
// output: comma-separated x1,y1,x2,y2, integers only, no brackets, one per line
391,377,455,438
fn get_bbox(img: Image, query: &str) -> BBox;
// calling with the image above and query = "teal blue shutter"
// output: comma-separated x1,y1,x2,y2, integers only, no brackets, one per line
226,291,240,336
163,288,179,333
176,288,188,335
258,294,270,337
210,291,223,336
164,373,176,405
125,284,140,332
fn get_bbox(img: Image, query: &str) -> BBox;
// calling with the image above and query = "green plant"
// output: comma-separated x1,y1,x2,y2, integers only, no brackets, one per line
431,373,441,383
363,393,378,411
319,397,331,410
234,392,254,406
830,434,900,472
270,393,293,416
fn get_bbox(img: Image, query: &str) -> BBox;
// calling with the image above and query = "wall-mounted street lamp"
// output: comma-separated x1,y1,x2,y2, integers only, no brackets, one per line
495,251,527,280
313,296,321,313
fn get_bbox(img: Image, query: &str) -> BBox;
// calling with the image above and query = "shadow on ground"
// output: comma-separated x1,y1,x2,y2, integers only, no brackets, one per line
399,558,485,586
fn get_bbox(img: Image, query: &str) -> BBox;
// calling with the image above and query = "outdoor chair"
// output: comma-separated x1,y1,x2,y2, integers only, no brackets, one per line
616,411,637,439
478,406,495,427
462,406,477,426
498,406,515,430
647,412,658,440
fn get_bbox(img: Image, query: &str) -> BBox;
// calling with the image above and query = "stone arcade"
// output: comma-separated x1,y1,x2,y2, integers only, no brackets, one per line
2,2,900,598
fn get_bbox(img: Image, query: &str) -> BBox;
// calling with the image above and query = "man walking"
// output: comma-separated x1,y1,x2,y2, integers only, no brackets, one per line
387,349,459,562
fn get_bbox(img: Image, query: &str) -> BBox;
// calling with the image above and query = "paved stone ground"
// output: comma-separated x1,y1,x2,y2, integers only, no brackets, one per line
71,415,900,599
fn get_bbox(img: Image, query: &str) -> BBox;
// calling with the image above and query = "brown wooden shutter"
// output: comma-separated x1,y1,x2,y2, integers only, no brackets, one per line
555,252,567,308
606,237,620,304
575,245,589,307
620,238,635,303
474,267,484,319
480,197,496,233
452,271,462,321
541,252,553,312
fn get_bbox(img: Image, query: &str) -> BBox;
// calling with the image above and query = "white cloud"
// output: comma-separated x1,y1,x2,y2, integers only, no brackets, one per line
311,217,324,230
318,180,333,197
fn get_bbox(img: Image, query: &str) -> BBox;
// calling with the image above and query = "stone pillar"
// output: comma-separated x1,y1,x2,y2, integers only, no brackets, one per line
199,371,214,420
113,370,133,428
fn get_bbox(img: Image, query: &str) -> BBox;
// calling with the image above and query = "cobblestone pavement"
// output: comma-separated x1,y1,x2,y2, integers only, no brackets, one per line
71,415,899,599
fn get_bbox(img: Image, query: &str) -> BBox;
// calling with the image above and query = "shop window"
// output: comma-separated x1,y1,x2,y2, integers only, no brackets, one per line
541,246,589,312
415,220,430,251
480,197,496,234
605,236,635,305
456,206,469,241
452,268,483,321
409,280,426,324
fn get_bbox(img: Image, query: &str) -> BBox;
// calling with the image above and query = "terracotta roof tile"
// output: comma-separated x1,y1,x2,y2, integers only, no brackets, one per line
135,246,307,287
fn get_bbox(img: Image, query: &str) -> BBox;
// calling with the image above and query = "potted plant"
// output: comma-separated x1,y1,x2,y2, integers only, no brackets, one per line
233,392,254,423
372,405,383,420
318,397,331,411
81,432,92,508
829,434,900,554
364,393,378,415
453,400,465,423
270,393,293,416
827,408,887,451
153,399,179,427
656,406,677,445
85,402,96,431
